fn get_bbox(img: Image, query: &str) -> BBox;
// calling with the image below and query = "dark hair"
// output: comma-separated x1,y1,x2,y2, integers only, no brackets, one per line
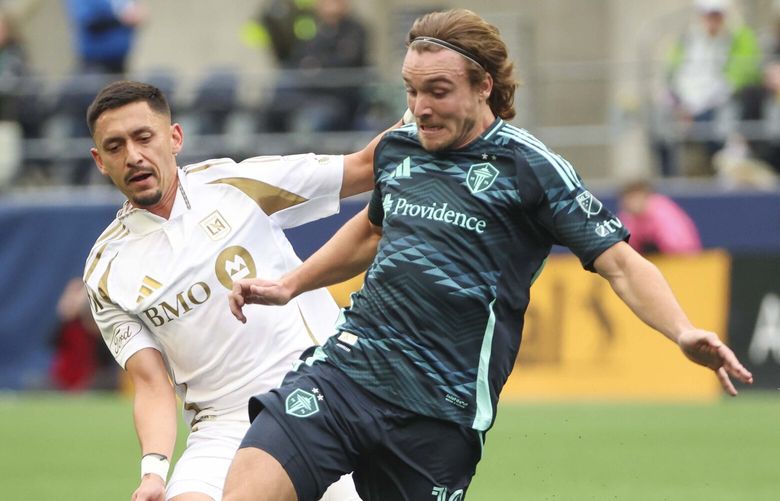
406,9,519,120
86,80,170,136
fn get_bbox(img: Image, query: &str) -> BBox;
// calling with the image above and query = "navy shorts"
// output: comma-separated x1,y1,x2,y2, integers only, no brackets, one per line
240,358,482,501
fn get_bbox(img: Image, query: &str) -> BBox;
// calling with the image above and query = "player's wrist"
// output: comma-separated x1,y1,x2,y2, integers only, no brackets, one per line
140,452,170,483
280,273,302,301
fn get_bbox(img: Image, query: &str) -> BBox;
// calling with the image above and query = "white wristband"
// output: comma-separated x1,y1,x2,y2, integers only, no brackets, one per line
141,453,170,482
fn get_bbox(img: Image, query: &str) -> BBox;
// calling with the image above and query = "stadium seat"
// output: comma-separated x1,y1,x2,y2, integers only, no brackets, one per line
186,67,240,136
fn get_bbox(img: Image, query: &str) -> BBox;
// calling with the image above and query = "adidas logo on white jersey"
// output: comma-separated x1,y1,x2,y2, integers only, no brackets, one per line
136,276,162,304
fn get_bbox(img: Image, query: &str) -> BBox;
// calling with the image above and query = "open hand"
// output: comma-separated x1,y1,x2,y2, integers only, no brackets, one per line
678,329,753,396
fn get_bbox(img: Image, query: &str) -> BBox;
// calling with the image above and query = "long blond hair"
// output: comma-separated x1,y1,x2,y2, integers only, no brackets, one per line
406,9,519,120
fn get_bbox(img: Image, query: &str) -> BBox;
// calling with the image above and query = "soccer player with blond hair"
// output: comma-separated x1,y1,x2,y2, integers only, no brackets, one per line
224,9,753,501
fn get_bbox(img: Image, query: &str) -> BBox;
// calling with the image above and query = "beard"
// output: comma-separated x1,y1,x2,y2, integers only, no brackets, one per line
131,189,163,207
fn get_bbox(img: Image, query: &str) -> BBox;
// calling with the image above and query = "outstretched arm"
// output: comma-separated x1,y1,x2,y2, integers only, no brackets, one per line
126,348,178,501
230,206,381,322
593,241,753,395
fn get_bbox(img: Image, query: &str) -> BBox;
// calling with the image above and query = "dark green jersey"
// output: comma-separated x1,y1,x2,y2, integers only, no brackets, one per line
321,119,629,430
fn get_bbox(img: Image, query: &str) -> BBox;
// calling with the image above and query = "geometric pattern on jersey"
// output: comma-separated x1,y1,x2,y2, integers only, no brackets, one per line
369,233,498,300
325,119,629,431
340,322,479,410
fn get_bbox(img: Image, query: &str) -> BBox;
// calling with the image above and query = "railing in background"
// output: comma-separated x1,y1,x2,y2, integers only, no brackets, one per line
0,43,779,187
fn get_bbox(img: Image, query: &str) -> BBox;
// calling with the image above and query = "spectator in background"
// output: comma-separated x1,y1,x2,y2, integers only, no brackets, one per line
656,0,761,176
253,0,370,132
50,277,117,391
618,180,702,255
243,0,316,67
0,9,26,122
742,61,780,175
0,9,26,187
64,0,146,75
729,9,780,182
57,1,146,185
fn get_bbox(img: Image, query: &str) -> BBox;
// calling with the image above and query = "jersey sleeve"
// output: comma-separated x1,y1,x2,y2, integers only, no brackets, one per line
367,187,384,226
366,137,389,226
237,153,344,229
516,149,629,270
83,281,161,369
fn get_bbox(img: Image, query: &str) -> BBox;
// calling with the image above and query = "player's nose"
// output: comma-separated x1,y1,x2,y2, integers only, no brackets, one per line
125,142,144,166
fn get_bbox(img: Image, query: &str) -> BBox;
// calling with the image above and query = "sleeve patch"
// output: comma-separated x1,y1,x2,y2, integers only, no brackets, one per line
110,321,143,356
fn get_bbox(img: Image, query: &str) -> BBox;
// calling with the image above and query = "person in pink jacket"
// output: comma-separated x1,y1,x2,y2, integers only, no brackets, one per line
618,180,702,255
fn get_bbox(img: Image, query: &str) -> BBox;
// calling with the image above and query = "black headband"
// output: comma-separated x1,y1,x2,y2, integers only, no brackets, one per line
411,36,488,71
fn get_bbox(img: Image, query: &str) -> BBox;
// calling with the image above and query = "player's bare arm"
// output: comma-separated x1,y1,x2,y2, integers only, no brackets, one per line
593,241,753,395
126,348,178,499
341,125,398,198
230,206,381,322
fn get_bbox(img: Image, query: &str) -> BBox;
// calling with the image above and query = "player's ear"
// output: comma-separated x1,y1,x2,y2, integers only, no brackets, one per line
90,148,108,176
171,123,183,155
480,72,493,100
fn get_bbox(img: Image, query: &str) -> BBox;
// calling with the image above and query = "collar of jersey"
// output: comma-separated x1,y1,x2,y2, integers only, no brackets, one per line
118,168,191,236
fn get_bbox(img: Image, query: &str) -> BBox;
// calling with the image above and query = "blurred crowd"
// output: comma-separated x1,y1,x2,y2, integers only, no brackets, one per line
0,1,779,190
0,0,780,189
0,0,779,189
0,0,389,188
651,0,780,187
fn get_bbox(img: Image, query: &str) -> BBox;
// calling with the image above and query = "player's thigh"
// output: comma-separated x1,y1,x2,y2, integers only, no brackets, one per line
167,420,247,501
355,416,481,501
238,365,359,500
237,405,353,501
223,447,296,501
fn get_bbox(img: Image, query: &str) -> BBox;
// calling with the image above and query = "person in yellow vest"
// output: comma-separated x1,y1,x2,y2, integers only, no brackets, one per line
244,0,370,132
659,0,762,176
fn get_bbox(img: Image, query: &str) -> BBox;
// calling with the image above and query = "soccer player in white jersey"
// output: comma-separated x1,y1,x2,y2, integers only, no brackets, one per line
82,80,379,501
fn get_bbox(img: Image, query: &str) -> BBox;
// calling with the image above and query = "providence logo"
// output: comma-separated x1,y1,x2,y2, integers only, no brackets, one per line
383,194,487,234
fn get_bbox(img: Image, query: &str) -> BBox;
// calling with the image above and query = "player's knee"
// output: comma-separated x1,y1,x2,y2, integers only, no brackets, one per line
223,448,297,501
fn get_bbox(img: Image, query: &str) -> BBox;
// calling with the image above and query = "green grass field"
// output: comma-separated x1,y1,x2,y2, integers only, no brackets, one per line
1,392,777,500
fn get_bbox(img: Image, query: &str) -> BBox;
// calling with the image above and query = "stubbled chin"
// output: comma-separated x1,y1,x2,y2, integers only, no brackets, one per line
132,189,163,207
420,139,447,152
419,129,447,150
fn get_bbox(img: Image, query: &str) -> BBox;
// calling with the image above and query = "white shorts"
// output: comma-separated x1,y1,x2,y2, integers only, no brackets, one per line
166,420,246,500
165,419,360,500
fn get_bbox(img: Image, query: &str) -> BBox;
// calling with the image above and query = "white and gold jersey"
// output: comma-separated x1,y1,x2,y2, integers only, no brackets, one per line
83,154,344,426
